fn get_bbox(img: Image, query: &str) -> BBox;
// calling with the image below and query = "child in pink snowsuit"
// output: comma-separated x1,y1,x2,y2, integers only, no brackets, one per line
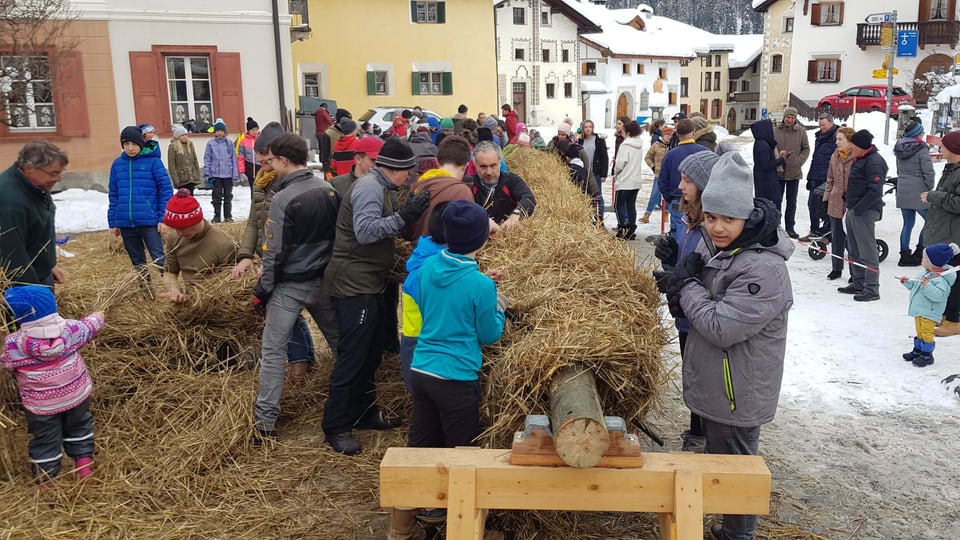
2,285,104,481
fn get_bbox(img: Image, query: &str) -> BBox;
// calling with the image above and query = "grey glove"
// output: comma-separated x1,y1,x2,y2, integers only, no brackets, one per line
496,292,509,312
239,173,249,185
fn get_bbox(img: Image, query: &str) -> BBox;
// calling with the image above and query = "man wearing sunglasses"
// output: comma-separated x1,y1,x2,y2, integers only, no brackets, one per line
0,140,69,286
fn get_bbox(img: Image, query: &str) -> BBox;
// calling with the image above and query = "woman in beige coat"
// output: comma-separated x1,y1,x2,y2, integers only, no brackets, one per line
822,126,855,280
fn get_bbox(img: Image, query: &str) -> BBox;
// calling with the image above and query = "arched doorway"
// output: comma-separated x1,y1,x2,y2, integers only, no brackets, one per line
726,107,738,132
913,53,954,104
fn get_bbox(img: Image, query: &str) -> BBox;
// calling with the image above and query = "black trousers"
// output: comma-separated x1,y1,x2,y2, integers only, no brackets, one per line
945,254,960,322
25,398,94,477
408,371,481,448
322,294,386,436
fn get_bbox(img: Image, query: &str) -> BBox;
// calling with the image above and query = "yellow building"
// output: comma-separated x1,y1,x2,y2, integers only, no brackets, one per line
290,0,498,123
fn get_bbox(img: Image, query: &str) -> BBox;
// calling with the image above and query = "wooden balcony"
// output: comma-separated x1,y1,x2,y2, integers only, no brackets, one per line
290,0,311,39
857,20,960,50
727,91,760,103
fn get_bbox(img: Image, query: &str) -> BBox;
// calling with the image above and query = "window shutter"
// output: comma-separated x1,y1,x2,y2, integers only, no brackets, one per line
214,52,244,135
129,51,169,134
53,52,89,137
410,1,417,22
442,72,453,95
807,60,818,81
811,3,821,25
437,2,446,23
837,2,844,24
411,72,420,95
367,71,376,95
834,59,842,82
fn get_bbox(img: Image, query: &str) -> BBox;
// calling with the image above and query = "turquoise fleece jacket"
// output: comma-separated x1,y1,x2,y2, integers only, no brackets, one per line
411,249,504,381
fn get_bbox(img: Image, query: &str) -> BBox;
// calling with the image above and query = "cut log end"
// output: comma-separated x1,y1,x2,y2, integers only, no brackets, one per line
554,417,610,468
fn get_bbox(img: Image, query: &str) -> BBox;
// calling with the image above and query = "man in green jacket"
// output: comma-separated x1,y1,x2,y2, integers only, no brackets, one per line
0,140,70,286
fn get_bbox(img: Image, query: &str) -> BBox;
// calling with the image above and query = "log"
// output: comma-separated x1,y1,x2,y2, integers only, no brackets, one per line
549,366,609,468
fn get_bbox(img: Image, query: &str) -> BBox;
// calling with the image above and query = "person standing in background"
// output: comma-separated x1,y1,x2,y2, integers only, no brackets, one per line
801,113,837,242
773,107,810,239
167,125,202,194
581,120,608,226
203,120,239,223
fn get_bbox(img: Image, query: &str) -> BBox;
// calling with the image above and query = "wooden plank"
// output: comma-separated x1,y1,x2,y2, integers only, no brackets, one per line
657,513,677,540
447,465,483,540
380,448,770,515
673,471,703,539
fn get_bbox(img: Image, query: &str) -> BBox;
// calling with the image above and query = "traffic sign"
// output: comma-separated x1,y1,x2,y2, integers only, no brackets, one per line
872,69,900,79
865,12,891,24
897,29,918,57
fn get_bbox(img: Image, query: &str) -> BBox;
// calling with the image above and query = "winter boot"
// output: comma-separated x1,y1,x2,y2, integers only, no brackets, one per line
903,337,922,361
935,321,960,337
75,457,93,478
639,212,650,224
913,341,935,367
912,245,925,265
388,508,426,540
615,227,625,239
898,250,920,267
625,225,637,240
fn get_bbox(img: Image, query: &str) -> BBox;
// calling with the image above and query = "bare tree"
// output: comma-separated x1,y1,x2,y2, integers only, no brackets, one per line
0,0,79,129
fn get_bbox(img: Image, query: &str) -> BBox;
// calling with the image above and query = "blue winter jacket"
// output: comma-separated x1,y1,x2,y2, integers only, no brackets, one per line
903,265,956,322
411,249,505,381
107,143,174,228
807,124,837,186
750,119,785,203
203,136,239,179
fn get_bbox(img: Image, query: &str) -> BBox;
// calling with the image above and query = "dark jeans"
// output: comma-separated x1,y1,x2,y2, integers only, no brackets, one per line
944,254,960,323
409,371,481,448
322,294,387,436
829,216,850,274
702,418,761,540
211,177,233,220
399,335,417,393
25,398,94,477
119,226,165,281
807,186,829,235
288,315,316,364
615,189,639,228
595,172,605,218
778,179,799,231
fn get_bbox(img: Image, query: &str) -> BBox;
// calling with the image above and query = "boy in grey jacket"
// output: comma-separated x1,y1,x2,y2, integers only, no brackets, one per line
663,152,794,540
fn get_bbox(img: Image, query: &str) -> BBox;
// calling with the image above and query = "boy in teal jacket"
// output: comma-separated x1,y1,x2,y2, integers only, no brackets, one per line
900,243,959,367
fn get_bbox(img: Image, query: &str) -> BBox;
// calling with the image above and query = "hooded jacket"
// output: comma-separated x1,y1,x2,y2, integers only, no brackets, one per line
167,138,202,189
807,124,838,185
679,198,794,427
203,136,239,180
401,236,444,338
921,162,960,246
330,133,358,176
750,119,785,203
903,265,956,322
410,249,505,381
644,140,669,177
845,146,888,216
773,120,810,180
612,136,645,191
894,137,935,210
407,168,473,241
1,312,104,415
823,150,854,219
693,125,718,152
108,142,174,228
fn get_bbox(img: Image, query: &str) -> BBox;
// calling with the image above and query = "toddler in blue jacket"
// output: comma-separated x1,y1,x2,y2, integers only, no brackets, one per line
108,126,174,286
900,243,959,367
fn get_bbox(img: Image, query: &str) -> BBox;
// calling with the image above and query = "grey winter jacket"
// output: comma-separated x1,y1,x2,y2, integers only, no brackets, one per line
893,138,935,210
679,208,794,428
922,162,960,246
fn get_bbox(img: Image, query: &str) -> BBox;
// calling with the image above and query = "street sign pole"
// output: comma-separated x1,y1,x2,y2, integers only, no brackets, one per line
884,10,897,145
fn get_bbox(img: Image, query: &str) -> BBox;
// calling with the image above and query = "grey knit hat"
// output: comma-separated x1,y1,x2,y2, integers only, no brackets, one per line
678,151,720,192
783,106,798,118
701,152,754,219
482,116,499,130
172,125,188,139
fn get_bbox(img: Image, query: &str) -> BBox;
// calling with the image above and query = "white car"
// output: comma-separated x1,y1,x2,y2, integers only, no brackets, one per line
358,107,444,134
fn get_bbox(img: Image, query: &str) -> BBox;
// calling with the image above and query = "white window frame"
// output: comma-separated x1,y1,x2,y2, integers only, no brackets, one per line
419,72,443,95
415,1,439,23
541,9,551,26
1,54,55,131
165,55,214,126
513,7,525,24
303,73,320,98
771,54,783,73
367,63,394,96
815,58,840,82
820,3,841,25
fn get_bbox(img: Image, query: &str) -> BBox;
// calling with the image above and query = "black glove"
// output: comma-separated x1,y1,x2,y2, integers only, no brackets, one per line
672,252,705,288
652,270,672,294
397,190,431,225
667,289,685,318
653,235,678,267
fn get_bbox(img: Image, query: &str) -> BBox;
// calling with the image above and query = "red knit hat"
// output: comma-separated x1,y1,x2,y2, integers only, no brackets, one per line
164,188,203,228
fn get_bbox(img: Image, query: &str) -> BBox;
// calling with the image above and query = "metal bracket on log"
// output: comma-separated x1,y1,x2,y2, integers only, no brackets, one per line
510,414,644,467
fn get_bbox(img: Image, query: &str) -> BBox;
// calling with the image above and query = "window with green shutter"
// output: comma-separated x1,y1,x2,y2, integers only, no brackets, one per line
368,71,387,95
412,71,450,95
410,1,445,24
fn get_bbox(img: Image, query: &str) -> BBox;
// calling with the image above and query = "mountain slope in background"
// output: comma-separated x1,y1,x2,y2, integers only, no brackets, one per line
603,0,763,35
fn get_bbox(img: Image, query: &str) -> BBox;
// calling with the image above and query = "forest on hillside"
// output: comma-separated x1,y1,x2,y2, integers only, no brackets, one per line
604,0,763,34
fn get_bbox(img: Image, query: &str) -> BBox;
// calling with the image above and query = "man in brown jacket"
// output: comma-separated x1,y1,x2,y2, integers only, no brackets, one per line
773,106,811,238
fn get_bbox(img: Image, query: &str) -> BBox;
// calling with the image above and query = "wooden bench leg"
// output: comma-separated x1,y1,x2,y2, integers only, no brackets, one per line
447,464,484,540
657,513,677,540
674,471,703,540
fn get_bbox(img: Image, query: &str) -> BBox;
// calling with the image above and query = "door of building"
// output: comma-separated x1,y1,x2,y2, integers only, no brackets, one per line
512,82,527,123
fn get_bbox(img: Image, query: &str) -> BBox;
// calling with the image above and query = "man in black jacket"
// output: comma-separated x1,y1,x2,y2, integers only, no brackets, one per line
801,113,838,240
252,133,341,441
838,129,887,302
466,141,537,231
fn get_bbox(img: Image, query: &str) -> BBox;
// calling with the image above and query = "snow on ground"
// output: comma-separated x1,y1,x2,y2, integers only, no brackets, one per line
51,116,960,537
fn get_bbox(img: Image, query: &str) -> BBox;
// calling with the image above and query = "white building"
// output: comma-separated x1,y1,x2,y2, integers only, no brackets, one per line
493,0,602,127
725,35,764,132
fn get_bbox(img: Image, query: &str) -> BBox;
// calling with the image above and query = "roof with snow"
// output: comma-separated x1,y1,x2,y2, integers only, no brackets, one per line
725,34,764,68
934,83,960,104
568,1,743,59
752,0,779,12
493,0,603,33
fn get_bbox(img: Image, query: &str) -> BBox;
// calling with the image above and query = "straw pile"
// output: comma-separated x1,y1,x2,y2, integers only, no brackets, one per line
0,150,671,539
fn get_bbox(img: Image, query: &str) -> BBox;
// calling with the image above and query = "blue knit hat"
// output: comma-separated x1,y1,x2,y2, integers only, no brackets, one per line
213,120,227,132
903,121,924,139
925,243,959,267
443,200,490,254
3,285,58,324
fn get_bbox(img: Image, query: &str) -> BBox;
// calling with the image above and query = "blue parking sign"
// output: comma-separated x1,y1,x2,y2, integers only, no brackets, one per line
897,30,918,57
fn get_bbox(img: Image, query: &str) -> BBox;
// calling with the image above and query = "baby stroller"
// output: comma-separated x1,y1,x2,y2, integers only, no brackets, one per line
807,178,893,263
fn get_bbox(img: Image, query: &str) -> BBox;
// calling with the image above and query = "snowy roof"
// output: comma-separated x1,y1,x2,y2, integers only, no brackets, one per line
752,0,778,11
570,2,739,59
934,83,960,104
493,0,603,32
581,80,611,94
725,34,764,68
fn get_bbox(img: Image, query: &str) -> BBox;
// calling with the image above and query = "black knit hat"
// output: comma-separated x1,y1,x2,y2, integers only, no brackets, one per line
121,125,144,149
851,129,874,150
443,200,490,254
375,137,416,169
246,117,259,131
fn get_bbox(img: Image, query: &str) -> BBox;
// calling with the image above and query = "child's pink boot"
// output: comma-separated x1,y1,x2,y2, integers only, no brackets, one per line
75,457,93,479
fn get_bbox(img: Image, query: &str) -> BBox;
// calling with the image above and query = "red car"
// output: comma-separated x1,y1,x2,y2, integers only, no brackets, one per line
818,85,914,115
